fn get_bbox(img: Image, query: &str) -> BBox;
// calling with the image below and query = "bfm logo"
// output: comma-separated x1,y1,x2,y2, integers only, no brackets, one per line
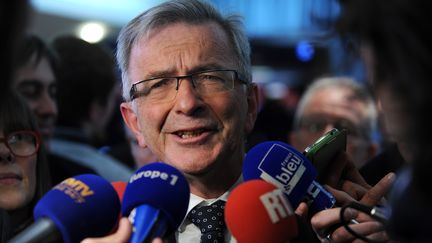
55,178,94,203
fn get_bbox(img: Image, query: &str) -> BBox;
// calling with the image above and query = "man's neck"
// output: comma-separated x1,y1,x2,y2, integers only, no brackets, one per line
187,157,242,199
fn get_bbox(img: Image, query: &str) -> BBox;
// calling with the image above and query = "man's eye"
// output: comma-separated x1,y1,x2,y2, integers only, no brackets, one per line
149,78,174,90
198,75,226,84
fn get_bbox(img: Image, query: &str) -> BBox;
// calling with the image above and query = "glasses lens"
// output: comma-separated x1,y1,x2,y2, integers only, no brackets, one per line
340,203,388,243
133,78,177,102
300,117,327,133
7,131,38,157
131,70,239,102
194,70,235,94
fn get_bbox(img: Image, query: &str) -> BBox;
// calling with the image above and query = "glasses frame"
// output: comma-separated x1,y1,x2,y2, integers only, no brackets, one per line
0,130,41,157
129,69,248,101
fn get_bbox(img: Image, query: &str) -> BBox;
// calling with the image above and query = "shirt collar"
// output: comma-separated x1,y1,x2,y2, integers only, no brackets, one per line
178,174,243,232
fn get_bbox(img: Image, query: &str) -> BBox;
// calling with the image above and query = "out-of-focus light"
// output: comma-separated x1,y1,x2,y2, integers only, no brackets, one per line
78,22,107,43
295,41,314,62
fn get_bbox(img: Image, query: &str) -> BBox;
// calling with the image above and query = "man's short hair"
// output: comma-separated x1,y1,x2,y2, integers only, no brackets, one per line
293,76,377,141
116,0,251,101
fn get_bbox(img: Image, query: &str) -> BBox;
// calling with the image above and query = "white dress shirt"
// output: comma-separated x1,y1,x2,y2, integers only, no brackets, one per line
176,176,243,243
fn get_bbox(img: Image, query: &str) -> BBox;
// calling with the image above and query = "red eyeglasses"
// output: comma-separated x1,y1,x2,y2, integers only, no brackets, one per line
0,130,40,157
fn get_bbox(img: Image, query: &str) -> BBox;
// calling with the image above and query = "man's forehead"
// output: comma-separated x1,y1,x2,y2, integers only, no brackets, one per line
129,22,235,78
306,93,368,123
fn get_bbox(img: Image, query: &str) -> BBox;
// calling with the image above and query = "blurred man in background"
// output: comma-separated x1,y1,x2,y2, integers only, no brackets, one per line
290,76,378,168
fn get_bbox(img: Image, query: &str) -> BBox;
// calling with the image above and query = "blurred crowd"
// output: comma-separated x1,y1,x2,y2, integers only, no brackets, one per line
1,0,431,242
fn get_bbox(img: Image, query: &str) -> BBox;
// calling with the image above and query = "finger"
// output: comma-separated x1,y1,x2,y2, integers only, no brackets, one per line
328,225,356,243
310,208,342,232
152,238,164,243
329,221,384,243
81,218,132,243
344,221,385,236
340,154,370,189
295,202,309,218
341,180,368,201
112,218,133,242
324,185,355,205
356,231,389,243
360,172,396,206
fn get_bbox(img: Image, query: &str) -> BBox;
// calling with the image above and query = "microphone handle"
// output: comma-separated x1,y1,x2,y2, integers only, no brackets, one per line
7,218,62,243
129,205,168,243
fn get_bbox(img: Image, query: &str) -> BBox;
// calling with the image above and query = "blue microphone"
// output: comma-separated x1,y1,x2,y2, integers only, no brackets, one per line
122,162,190,243
9,174,121,243
243,141,335,214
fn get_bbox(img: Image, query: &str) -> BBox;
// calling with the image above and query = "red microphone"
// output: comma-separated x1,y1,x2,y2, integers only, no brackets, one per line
111,181,127,203
225,180,298,243
110,181,128,233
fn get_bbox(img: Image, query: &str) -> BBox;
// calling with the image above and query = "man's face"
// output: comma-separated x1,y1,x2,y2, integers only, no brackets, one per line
14,55,57,143
290,87,376,167
121,22,257,177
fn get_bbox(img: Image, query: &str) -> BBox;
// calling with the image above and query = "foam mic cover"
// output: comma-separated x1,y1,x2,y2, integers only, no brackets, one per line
243,141,335,214
111,181,127,203
122,162,190,243
243,141,317,207
10,174,121,243
225,180,298,243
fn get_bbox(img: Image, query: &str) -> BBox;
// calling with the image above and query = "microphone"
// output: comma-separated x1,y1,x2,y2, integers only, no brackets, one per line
8,174,121,243
225,180,298,243
243,141,335,215
121,162,190,243
111,181,127,203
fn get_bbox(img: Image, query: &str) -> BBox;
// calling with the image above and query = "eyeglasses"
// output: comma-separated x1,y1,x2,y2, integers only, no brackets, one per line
298,116,367,139
0,130,40,157
339,201,390,243
129,69,248,102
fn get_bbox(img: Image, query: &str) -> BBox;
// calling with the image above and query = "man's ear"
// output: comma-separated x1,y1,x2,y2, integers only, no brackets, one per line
120,102,147,147
245,83,259,134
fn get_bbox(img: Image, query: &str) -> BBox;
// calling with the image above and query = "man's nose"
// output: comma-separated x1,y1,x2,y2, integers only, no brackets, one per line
173,78,204,115
37,91,58,116
323,123,336,134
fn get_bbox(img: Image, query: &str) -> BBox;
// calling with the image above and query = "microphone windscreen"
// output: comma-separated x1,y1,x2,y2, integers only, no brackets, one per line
111,181,127,203
225,180,298,243
33,174,121,243
122,162,190,235
243,141,317,206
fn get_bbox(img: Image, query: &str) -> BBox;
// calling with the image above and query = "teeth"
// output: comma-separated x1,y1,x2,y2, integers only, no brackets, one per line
178,130,203,138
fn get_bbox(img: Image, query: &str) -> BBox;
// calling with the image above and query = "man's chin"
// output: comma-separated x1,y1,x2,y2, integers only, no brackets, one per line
168,160,214,176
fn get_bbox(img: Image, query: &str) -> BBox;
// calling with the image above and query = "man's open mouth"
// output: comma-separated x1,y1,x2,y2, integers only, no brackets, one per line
175,129,206,139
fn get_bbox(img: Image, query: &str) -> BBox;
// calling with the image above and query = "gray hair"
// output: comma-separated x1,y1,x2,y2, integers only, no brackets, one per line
294,76,378,140
116,0,251,101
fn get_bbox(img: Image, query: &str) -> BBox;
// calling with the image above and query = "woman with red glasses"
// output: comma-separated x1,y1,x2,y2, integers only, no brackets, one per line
0,91,51,240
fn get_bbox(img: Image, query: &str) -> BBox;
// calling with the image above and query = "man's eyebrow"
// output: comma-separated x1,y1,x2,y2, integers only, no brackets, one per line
144,69,177,79
188,64,227,74
139,64,228,81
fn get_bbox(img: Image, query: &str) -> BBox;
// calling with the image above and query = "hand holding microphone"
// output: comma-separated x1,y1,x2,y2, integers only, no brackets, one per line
121,162,190,243
243,141,335,215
